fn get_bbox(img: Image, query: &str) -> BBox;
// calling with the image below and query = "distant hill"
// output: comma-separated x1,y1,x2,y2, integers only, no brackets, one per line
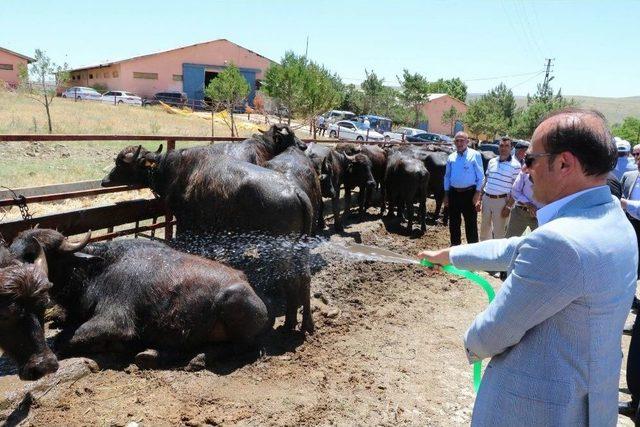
467,93,640,125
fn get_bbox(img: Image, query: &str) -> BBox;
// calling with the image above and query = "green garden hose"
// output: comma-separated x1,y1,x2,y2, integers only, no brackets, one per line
420,259,496,392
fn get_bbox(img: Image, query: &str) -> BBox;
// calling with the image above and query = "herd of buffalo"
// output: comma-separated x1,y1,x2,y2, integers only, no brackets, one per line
0,124,498,381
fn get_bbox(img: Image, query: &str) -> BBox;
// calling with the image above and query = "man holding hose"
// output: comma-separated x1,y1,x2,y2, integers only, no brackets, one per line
419,108,637,426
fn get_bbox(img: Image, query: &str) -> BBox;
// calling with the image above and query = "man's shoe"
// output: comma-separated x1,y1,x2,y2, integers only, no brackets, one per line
619,401,637,417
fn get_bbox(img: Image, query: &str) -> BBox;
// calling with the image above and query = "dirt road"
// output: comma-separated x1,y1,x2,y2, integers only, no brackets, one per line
0,212,635,426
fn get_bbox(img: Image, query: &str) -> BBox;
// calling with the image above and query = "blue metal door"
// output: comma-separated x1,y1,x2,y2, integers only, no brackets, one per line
239,69,256,106
454,120,464,134
182,64,205,102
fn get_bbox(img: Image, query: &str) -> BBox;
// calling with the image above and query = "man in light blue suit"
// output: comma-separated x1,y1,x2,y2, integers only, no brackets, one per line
420,108,637,426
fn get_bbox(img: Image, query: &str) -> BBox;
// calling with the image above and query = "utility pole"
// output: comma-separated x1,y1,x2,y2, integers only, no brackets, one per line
305,36,309,58
541,58,555,97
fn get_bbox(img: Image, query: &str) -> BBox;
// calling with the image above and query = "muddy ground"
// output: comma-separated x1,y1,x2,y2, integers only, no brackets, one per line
0,207,636,426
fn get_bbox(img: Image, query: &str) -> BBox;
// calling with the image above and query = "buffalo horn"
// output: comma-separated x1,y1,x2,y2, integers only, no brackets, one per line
155,144,163,154
33,238,48,278
59,231,92,253
133,145,143,161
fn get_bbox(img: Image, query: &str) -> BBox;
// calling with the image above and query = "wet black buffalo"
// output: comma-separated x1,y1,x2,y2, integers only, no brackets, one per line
208,123,306,166
265,146,324,233
10,229,270,360
383,151,430,232
102,146,315,334
0,239,58,380
102,146,313,237
304,143,376,231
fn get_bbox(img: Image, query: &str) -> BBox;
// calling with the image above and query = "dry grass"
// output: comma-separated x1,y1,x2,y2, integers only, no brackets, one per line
0,90,281,187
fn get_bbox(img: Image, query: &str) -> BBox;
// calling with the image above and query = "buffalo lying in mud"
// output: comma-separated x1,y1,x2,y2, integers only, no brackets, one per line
0,239,58,380
10,229,271,364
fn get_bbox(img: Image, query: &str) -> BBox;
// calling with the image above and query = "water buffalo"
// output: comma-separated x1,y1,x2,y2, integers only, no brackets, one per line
265,146,324,233
102,147,313,237
0,239,58,380
383,151,430,232
10,229,270,360
208,123,307,166
102,147,315,334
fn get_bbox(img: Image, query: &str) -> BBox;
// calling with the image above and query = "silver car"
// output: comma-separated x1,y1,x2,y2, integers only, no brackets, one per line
101,90,142,106
327,120,384,142
61,86,102,101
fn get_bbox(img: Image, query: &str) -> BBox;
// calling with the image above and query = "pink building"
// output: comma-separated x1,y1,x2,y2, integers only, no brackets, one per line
0,47,34,88
419,93,468,136
66,39,275,105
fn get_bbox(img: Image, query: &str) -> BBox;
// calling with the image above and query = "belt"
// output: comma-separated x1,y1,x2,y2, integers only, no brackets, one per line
451,186,475,192
514,204,528,210
484,193,508,199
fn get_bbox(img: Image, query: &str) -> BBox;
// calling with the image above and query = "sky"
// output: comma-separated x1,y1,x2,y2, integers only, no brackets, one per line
2,0,638,98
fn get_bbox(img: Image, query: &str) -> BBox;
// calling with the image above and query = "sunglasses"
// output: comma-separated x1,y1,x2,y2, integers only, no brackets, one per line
633,152,640,157
524,152,554,168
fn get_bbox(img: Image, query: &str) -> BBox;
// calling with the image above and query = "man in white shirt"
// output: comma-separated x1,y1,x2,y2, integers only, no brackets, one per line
480,137,522,240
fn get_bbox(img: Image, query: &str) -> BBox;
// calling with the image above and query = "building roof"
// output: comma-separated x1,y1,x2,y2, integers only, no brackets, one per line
0,47,35,63
67,39,277,72
427,93,467,105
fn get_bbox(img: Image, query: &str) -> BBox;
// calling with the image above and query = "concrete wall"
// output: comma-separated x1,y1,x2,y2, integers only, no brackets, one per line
0,50,29,87
68,39,272,98
420,96,468,135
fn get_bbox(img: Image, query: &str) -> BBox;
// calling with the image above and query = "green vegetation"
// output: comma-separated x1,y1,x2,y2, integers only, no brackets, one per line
612,116,640,144
204,63,250,137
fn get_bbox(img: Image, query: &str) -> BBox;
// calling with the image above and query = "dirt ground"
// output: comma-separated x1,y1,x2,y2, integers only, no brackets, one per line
0,204,636,426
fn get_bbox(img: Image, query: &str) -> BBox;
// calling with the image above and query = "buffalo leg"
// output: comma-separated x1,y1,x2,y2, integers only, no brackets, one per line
419,197,427,232
317,199,326,230
58,311,136,355
406,199,414,231
357,188,366,216
332,196,343,232
344,185,352,218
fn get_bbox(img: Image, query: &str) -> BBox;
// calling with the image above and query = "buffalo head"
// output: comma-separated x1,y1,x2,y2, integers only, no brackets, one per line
101,144,163,187
0,238,58,380
259,124,307,153
346,154,376,189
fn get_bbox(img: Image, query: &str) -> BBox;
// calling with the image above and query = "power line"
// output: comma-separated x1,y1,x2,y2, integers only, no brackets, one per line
509,70,545,90
463,70,545,82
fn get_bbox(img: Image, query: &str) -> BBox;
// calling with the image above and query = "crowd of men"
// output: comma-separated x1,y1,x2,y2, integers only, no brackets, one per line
442,126,640,423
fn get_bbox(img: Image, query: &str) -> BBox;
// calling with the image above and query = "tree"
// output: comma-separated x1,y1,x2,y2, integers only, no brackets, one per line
463,83,515,138
339,83,365,114
18,49,69,133
510,83,573,139
427,77,468,101
441,106,462,136
360,69,385,113
204,63,249,137
263,51,307,125
612,117,640,145
301,61,343,138
398,69,430,127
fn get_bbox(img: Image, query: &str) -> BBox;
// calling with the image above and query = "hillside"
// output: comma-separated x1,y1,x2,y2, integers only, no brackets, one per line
467,93,640,125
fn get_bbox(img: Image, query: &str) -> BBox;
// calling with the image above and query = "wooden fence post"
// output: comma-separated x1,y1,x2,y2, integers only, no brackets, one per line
164,139,176,240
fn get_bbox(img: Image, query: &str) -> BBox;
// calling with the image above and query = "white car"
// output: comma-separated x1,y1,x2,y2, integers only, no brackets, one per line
61,86,102,101
327,120,384,142
101,90,143,106
383,127,424,142
325,110,356,124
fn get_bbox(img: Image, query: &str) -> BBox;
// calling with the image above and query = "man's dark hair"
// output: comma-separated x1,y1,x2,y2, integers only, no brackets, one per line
538,107,616,176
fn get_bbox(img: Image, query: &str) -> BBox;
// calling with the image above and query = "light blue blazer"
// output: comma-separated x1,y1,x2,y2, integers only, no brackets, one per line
450,186,638,426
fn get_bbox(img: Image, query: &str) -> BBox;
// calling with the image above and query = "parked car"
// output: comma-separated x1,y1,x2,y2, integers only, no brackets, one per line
406,132,453,144
325,110,356,124
357,115,392,133
143,92,188,107
61,86,102,101
478,142,500,155
327,120,384,142
100,90,143,106
383,127,424,142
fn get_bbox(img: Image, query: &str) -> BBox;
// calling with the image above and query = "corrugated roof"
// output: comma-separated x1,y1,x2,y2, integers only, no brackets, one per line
0,47,35,63
67,39,277,72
